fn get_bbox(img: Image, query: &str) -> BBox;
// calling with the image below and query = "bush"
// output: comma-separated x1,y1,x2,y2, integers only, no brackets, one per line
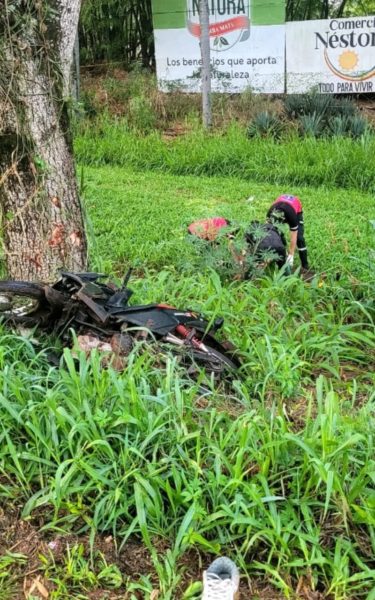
298,112,324,138
285,93,370,140
329,115,350,137
284,93,334,120
347,114,371,138
247,111,283,139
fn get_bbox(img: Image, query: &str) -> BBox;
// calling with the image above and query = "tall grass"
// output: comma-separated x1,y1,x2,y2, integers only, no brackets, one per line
1,105,374,596
0,269,374,597
0,335,374,597
75,122,375,193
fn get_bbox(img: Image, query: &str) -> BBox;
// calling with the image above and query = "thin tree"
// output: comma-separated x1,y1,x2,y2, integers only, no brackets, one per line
199,0,212,129
0,0,87,281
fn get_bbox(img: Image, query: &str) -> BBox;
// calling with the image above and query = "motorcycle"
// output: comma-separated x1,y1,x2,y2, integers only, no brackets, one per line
0,270,240,381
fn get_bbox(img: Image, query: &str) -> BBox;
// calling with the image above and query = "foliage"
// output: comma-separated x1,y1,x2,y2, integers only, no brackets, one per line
0,160,374,596
77,71,282,132
283,93,371,140
347,114,371,139
80,165,375,281
79,0,154,67
286,0,371,20
329,115,351,137
298,112,324,137
247,111,283,139
75,122,375,193
284,93,335,121
284,94,370,138
0,313,374,597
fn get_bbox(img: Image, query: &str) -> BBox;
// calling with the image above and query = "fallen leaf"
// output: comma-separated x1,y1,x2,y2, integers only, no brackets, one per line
27,575,49,598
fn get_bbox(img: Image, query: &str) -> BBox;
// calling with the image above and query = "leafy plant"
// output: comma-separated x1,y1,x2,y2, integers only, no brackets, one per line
284,94,365,139
247,111,283,139
347,114,370,138
329,115,350,136
284,93,334,120
298,112,324,137
332,97,358,118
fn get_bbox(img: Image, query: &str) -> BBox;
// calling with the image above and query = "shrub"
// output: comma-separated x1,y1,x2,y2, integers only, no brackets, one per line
247,111,283,139
332,97,358,118
284,93,334,120
329,115,350,136
298,112,324,137
347,114,371,138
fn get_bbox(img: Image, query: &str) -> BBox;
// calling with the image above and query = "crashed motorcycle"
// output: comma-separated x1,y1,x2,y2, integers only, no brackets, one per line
0,270,240,381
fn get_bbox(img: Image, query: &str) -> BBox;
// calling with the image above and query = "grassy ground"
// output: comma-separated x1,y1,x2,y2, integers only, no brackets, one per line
1,128,375,598
83,165,374,279
75,124,375,194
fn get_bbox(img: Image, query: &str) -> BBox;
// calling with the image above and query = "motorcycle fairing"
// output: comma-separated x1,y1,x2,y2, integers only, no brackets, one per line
114,304,210,336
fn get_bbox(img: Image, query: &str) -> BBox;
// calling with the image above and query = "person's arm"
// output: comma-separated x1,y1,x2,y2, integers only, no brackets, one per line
289,229,298,256
285,209,298,266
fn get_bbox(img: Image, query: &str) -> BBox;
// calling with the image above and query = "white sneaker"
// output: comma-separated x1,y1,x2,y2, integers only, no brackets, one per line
202,557,240,600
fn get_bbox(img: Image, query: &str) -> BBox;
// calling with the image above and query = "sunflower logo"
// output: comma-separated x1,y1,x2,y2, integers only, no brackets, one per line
338,50,359,72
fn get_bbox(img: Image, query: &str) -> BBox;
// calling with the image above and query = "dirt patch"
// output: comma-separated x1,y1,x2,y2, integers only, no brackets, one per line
0,507,331,599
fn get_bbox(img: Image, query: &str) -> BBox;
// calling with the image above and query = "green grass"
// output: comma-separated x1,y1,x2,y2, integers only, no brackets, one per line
75,122,375,193
0,332,374,598
0,132,375,598
83,165,374,283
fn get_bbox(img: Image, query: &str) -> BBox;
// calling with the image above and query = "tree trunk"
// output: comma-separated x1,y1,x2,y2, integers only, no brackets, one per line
0,0,87,282
199,0,212,129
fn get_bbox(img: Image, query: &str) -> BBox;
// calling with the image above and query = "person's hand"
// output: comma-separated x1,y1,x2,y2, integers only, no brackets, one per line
286,254,294,267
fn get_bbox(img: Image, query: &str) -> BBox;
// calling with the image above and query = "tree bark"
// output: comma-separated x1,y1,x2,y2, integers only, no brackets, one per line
0,0,87,282
199,0,212,129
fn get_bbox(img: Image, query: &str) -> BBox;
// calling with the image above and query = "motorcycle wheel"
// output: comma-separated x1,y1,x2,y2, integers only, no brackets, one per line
0,280,48,326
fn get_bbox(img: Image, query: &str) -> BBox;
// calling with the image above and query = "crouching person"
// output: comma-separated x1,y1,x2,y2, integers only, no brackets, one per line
266,194,309,271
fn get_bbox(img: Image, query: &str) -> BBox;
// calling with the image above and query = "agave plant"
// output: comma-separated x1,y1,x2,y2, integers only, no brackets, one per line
298,112,324,137
329,115,350,137
247,111,283,139
332,97,358,119
284,93,334,121
304,93,334,120
347,114,371,138
283,94,305,119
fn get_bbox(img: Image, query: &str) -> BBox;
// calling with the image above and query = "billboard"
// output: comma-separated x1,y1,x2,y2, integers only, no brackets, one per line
151,0,286,93
287,17,375,94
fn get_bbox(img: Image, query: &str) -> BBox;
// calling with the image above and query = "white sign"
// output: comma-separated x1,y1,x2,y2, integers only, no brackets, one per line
287,17,375,94
152,1,285,94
